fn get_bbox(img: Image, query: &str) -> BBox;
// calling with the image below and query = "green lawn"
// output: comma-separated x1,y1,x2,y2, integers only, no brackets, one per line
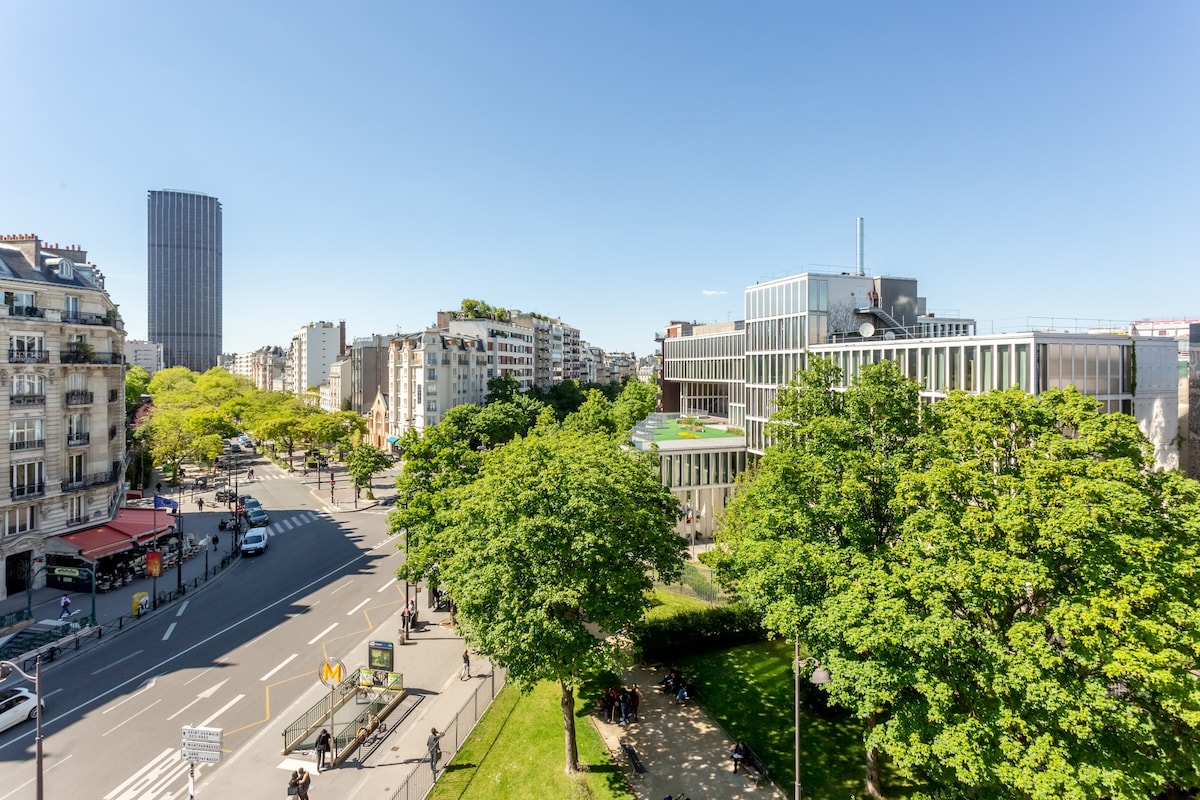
653,419,743,441
428,680,633,800
642,588,708,621
676,640,928,799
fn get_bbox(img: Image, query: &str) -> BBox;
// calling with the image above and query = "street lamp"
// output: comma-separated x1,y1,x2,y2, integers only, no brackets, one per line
1,656,44,800
795,643,830,800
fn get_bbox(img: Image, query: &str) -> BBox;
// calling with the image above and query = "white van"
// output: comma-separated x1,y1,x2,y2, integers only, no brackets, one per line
240,530,268,557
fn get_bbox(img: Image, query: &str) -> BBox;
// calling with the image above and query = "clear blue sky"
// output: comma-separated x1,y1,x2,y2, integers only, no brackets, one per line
3,1,1196,356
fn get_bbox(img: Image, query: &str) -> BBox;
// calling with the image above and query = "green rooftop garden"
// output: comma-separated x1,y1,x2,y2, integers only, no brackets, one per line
653,417,743,442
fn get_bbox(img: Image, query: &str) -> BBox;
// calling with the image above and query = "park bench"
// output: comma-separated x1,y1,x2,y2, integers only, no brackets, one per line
620,738,647,776
740,743,768,785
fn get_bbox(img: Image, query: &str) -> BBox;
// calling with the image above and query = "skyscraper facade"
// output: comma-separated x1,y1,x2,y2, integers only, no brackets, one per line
147,190,222,371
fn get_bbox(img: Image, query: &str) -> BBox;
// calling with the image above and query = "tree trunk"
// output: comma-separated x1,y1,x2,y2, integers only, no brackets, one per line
561,680,579,774
865,713,883,798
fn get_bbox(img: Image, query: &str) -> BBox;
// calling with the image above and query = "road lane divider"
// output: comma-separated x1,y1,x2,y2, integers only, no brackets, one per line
347,598,370,616
261,654,299,682
308,623,338,645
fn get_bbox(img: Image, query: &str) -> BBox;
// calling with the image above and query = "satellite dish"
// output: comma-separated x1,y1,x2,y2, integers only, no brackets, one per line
858,322,876,338
883,330,896,341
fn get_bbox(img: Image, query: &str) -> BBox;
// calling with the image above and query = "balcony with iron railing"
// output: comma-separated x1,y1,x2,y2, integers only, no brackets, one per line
7,305,45,318
65,389,94,405
11,481,46,500
9,349,49,364
60,350,124,365
9,438,45,451
59,469,117,493
61,311,115,327
10,393,46,406
67,432,90,447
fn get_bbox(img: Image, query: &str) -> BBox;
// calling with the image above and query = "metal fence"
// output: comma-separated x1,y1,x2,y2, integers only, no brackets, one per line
387,667,508,800
652,562,733,605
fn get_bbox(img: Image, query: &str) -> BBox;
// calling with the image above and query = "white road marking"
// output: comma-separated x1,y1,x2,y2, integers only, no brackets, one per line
91,649,144,675
183,667,213,686
200,694,244,727
282,518,295,531
162,622,177,641
308,623,338,645
261,654,298,682
167,679,229,721
103,677,158,714
377,579,395,593
0,754,72,800
0,549,398,753
330,581,351,594
176,600,189,617
347,598,370,616
102,698,162,736
103,748,176,799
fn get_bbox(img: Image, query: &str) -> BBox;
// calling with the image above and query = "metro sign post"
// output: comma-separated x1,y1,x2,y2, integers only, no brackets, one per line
180,725,223,798
320,657,347,760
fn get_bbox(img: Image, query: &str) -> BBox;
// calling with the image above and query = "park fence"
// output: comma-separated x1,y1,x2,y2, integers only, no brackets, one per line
652,562,732,606
386,667,508,800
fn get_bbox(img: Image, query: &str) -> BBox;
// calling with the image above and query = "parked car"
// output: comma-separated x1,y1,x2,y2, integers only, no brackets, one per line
240,530,268,556
247,507,270,528
214,489,236,503
0,687,42,734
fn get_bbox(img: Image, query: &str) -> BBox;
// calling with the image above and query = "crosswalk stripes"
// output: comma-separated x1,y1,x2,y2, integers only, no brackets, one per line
266,511,326,538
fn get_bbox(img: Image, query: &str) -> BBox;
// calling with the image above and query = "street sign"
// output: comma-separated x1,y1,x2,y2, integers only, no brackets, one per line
178,739,221,751
319,657,346,688
181,724,223,764
181,725,223,744
180,749,221,764
54,567,80,578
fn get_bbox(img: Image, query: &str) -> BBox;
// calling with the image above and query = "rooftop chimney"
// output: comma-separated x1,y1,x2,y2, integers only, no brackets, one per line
856,217,865,277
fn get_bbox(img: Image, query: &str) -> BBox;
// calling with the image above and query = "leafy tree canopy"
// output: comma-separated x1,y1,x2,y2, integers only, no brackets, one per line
716,357,1200,799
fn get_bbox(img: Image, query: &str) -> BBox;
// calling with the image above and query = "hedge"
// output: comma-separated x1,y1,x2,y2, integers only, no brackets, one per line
631,603,765,663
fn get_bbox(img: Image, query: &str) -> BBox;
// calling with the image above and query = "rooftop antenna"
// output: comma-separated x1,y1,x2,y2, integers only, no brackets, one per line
856,217,865,277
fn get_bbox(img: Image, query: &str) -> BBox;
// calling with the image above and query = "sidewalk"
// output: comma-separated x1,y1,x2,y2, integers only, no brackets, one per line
593,665,787,800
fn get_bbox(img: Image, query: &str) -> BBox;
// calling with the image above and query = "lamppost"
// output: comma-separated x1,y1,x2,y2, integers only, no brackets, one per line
1,656,43,800
795,643,830,800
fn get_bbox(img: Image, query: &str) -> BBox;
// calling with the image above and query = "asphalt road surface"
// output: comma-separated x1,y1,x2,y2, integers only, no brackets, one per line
0,464,457,799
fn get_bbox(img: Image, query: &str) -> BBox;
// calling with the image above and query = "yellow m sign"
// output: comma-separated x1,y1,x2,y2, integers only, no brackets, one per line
319,657,346,688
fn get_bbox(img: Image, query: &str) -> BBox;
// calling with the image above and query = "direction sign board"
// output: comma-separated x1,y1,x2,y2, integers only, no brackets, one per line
181,725,223,764
181,725,223,744
180,749,221,764
54,567,80,578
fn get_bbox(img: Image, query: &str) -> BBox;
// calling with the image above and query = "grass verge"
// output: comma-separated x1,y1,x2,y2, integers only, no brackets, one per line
428,680,634,800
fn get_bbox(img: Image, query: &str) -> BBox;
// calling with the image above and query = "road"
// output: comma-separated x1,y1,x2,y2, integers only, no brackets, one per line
0,459,469,800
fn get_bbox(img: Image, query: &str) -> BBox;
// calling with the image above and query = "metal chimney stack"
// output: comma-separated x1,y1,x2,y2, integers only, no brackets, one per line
856,217,865,276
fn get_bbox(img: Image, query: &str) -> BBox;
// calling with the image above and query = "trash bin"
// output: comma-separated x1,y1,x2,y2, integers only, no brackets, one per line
133,591,149,617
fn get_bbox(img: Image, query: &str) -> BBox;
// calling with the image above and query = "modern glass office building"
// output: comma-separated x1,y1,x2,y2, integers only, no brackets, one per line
147,190,222,372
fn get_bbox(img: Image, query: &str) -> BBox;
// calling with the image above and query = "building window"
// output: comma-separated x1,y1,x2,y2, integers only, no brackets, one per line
426,367,437,380
68,495,86,525
11,373,44,397
4,505,37,536
10,334,46,362
426,399,437,412
11,461,45,498
66,454,85,486
9,419,44,450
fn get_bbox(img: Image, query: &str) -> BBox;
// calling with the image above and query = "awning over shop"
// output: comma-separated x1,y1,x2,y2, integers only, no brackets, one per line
387,436,400,445
57,508,176,562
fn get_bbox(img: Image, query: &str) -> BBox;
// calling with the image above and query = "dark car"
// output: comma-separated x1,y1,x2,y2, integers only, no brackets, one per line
247,507,270,527
214,489,236,503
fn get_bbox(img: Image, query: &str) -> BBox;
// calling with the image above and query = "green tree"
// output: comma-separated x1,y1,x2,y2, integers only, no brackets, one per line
125,365,151,416
345,444,392,499
436,428,686,773
717,358,1200,799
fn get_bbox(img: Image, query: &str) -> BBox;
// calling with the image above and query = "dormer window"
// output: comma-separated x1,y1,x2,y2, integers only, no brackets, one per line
58,259,74,279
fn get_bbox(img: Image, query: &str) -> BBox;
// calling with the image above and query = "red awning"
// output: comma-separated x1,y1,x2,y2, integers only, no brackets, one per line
61,526,136,561
58,508,176,562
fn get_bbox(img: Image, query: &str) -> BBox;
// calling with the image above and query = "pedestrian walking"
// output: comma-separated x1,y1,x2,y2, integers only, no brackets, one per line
460,649,470,681
197,497,204,511
295,766,311,800
58,595,71,619
427,727,445,776
286,770,299,797
316,728,332,771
